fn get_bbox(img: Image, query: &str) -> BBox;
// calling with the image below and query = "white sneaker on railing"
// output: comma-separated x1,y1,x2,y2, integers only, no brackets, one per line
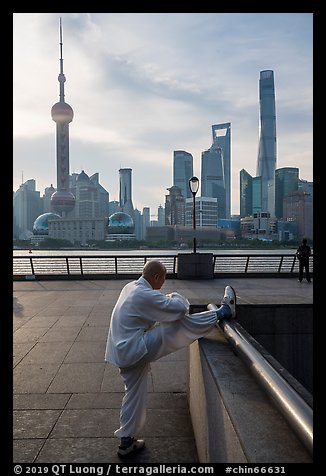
221,285,237,318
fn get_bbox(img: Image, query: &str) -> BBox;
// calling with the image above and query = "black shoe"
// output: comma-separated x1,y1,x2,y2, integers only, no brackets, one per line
117,437,145,457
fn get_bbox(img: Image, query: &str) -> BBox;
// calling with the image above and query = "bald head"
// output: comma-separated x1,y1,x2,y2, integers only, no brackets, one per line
142,260,167,289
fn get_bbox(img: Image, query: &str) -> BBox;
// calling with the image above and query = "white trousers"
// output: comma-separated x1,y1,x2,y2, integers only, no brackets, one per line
114,306,230,438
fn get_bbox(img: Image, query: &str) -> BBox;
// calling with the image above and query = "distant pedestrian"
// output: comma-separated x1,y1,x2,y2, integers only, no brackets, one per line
104,259,236,457
296,238,312,283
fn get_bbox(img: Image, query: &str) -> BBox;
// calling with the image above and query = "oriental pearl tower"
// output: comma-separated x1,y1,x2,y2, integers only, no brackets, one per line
50,18,75,217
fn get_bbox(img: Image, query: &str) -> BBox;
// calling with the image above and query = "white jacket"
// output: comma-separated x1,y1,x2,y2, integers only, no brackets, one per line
104,276,189,368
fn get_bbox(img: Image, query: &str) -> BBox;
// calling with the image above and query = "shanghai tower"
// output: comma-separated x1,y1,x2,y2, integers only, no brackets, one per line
256,70,277,216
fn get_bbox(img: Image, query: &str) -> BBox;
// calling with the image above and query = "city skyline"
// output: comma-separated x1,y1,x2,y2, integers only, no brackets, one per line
13,13,313,216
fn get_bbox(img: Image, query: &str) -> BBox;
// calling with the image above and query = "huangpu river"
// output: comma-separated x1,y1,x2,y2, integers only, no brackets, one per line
13,248,298,257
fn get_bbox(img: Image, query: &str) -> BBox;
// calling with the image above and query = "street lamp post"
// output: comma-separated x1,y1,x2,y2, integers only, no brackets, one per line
189,176,199,254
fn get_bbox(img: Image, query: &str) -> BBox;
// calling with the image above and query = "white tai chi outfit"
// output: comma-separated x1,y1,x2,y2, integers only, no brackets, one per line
104,276,230,438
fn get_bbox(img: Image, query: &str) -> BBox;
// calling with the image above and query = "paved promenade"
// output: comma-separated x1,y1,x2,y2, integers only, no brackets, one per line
13,277,313,464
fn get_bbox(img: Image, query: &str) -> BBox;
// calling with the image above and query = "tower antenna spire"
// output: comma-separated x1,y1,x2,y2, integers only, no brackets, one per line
60,18,64,74
58,17,66,102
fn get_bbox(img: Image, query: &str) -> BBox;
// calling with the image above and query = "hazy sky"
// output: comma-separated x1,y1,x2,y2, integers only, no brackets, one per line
13,12,313,217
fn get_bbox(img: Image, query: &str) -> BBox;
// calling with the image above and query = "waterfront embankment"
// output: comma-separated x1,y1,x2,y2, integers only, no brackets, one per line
13,277,312,463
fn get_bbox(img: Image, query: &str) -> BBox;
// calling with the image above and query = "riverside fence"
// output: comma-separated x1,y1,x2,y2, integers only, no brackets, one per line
13,252,313,281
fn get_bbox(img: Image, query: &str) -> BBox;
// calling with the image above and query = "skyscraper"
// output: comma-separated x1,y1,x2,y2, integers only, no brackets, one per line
240,169,253,218
283,190,313,240
274,167,299,219
165,186,185,225
119,168,134,219
252,176,262,214
201,125,228,219
173,150,193,199
142,207,150,240
256,70,277,216
13,180,43,239
50,18,75,217
212,123,231,217
157,205,165,226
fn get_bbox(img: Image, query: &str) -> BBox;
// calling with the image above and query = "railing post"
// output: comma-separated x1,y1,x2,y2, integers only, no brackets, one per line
30,257,35,276
278,256,283,273
245,256,250,273
115,257,118,275
79,257,83,275
66,257,70,275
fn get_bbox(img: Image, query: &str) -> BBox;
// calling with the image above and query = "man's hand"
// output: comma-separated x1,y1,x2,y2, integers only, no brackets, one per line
166,292,190,311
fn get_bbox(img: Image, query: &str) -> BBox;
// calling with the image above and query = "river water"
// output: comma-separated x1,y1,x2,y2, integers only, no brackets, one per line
13,248,298,257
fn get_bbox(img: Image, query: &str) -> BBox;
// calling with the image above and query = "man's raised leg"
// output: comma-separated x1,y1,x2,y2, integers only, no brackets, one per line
143,286,237,362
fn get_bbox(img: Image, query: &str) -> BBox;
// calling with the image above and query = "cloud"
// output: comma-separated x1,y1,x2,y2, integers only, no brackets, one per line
13,12,313,216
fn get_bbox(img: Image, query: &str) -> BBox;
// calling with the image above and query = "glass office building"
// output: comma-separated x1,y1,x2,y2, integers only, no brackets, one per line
252,176,262,214
240,169,253,218
256,70,277,216
201,123,231,219
211,123,231,217
173,150,194,199
274,167,299,219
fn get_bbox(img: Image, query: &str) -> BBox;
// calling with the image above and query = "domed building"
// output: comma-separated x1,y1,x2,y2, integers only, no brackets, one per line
31,212,62,245
107,212,135,241
33,212,62,235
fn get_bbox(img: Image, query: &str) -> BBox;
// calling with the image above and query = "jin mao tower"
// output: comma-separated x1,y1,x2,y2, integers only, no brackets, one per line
119,168,134,219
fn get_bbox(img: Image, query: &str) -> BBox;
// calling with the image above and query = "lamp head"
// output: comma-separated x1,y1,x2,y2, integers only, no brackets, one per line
189,176,199,195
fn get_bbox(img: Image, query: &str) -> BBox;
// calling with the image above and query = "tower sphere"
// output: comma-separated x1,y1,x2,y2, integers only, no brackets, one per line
51,102,74,123
50,190,75,214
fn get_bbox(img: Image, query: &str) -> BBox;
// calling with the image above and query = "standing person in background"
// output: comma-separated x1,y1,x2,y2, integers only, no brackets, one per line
296,238,312,283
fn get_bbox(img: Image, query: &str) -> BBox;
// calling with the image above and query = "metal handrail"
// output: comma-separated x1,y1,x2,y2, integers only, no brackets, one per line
207,303,313,456
13,252,313,278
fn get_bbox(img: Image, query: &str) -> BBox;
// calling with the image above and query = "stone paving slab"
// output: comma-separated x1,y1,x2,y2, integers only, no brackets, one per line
50,408,119,438
14,343,36,366
14,409,62,438
29,436,198,464
13,394,71,410
47,363,106,393
14,363,61,394
13,277,312,464
13,439,46,464
64,340,106,363
21,342,73,364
